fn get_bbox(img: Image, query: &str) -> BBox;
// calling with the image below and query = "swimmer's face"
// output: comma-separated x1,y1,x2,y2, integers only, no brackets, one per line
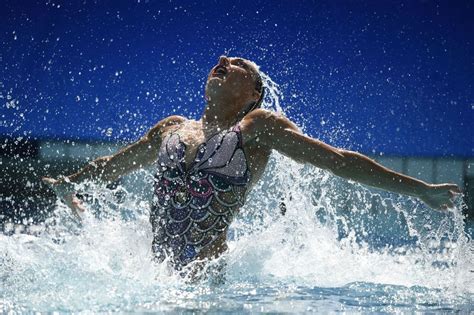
205,56,261,106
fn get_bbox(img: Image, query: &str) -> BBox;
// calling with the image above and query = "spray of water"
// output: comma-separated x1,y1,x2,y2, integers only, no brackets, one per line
260,71,284,113
1,73,473,312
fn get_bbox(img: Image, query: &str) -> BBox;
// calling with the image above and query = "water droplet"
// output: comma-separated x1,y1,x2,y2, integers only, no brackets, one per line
6,100,16,109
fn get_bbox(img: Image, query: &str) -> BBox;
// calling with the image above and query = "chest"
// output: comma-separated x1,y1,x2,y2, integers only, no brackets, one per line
157,127,249,181
158,125,203,166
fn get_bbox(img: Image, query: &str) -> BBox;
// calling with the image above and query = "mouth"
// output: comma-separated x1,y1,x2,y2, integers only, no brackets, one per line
212,65,228,78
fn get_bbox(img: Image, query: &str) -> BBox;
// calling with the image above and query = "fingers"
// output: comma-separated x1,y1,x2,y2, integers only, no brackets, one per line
42,177,57,186
423,183,462,211
433,183,461,193
447,184,462,194
444,184,461,194
433,183,462,202
72,196,86,212
439,197,456,211
62,195,85,221
43,176,85,219
451,188,462,195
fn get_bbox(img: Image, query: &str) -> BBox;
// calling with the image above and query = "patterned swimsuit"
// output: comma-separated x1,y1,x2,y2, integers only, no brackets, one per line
150,124,250,268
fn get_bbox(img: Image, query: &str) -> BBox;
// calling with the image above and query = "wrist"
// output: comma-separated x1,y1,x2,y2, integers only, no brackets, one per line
56,175,76,195
415,182,431,198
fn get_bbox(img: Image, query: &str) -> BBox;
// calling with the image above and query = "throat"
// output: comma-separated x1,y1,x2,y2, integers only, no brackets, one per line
201,101,242,132
200,118,232,138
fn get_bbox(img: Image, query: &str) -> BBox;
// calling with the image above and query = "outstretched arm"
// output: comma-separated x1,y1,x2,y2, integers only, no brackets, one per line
67,115,184,183
42,115,185,215
242,109,461,210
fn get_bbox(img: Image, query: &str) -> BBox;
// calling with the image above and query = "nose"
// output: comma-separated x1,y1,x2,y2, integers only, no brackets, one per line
218,55,229,67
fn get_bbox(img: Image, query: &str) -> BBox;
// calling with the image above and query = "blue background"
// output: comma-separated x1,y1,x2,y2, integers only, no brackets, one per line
1,0,473,157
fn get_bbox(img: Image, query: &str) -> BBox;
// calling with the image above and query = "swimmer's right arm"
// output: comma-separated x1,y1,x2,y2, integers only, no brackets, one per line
67,115,185,183
42,115,185,214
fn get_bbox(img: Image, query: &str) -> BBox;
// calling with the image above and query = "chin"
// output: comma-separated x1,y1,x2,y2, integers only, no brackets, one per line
205,78,225,98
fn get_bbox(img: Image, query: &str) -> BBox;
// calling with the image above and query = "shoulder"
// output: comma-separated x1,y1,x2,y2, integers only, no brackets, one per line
155,115,186,131
241,108,275,123
240,109,299,139
240,109,274,133
146,115,187,140
159,115,187,128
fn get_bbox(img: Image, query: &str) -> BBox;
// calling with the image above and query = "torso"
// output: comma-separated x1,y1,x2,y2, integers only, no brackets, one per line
150,119,270,269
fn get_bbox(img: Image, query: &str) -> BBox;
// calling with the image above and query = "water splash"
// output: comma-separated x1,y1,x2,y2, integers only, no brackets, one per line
230,154,473,291
260,71,284,113
1,73,473,313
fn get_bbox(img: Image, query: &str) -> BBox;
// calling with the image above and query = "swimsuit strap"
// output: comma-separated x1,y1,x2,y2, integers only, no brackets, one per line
231,122,241,132
231,122,244,148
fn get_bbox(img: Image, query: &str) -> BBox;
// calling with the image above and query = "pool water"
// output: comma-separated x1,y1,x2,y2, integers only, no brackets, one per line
1,153,473,313
1,75,473,313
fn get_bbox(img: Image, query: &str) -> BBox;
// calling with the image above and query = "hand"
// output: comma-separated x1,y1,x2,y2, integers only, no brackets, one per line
42,176,86,219
419,183,462,211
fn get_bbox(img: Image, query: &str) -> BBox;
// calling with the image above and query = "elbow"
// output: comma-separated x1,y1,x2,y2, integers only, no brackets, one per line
90,156,113,180
330,149,375,179
327,150,353,176
91,156,112,169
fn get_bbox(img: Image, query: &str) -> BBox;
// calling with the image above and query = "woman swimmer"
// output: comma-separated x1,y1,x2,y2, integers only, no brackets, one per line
43,56,461,274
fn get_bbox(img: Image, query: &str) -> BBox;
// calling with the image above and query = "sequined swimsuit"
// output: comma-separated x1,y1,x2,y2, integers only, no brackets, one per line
150,124,250,268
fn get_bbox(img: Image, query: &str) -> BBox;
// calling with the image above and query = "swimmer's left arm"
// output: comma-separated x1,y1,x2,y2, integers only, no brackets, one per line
242,109,461,211
326,149,461,210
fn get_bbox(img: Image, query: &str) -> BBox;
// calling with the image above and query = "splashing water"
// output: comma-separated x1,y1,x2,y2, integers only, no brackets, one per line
260,71,284,113
1,76,473,313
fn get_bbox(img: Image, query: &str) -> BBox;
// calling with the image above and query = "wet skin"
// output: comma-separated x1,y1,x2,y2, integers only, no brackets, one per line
43,56,462,269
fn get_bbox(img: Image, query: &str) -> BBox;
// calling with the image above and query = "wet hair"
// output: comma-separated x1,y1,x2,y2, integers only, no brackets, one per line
236,70,265,121
254,73,264,108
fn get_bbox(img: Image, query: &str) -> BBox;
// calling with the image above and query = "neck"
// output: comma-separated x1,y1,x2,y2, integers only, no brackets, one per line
200,99,240,135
